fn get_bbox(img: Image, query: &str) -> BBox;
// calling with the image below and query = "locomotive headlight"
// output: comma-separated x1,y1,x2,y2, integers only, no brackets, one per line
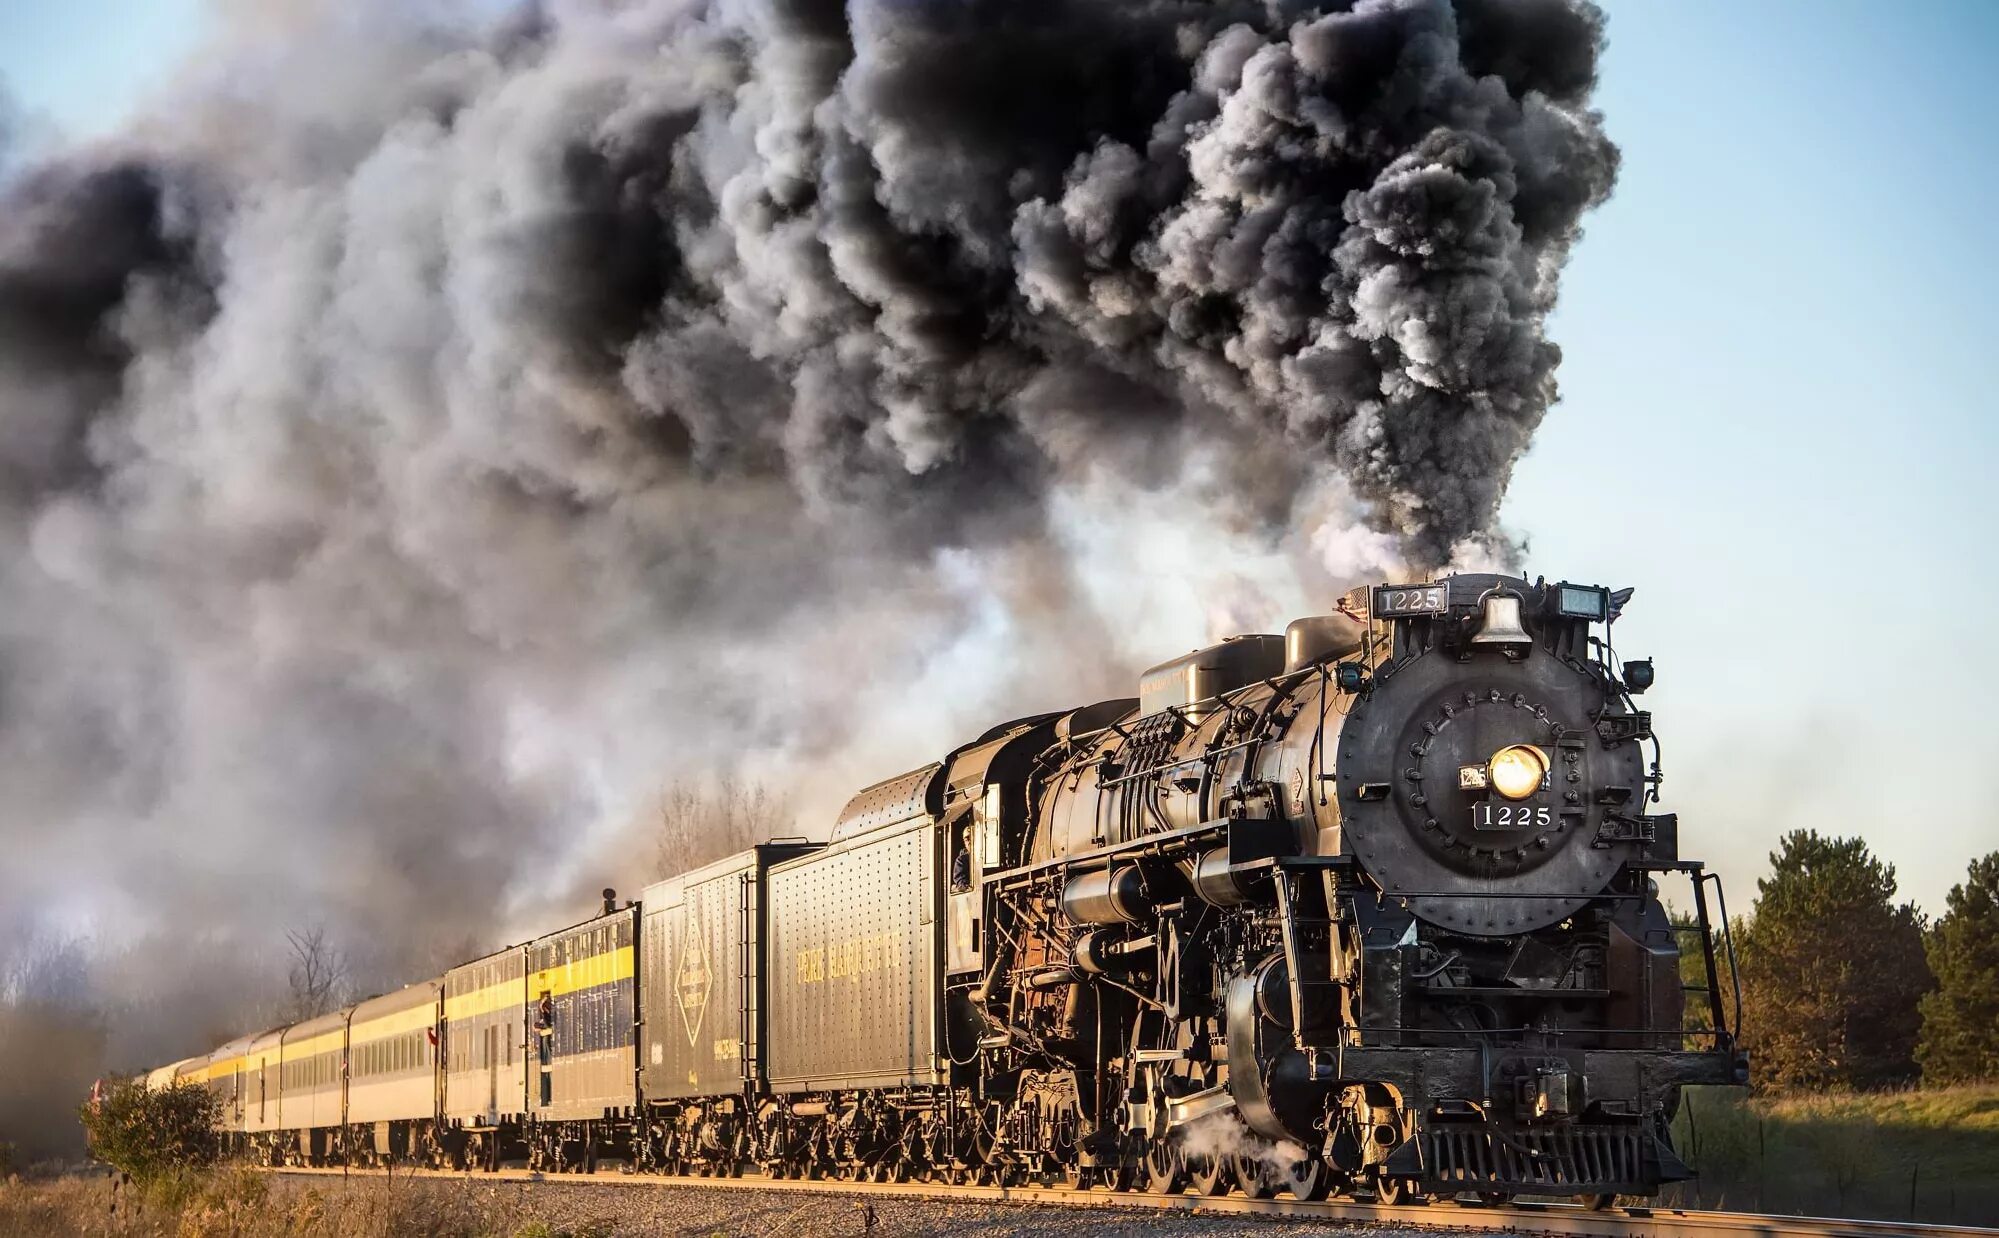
1487,745,1549,800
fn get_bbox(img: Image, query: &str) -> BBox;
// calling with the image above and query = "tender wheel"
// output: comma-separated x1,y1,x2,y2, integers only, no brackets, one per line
1582,1192,1619,1211
1143,1140,1186,1194
1062,1162,1095,1191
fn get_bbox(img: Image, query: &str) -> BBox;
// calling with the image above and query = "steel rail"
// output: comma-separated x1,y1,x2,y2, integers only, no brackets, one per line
268,1165,1997,1238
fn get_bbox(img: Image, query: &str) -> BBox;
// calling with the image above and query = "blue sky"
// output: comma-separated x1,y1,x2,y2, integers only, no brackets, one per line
0,0,207,141
1511,0,1999,916
2,0,1994,915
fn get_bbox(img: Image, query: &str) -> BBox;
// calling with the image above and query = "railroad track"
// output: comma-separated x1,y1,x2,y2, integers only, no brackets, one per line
270,1165,1997,1238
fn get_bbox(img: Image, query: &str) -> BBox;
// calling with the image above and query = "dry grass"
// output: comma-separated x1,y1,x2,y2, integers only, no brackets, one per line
1756,1081,1999,1134
1666,1082,1999,1225
0,1167,613,1238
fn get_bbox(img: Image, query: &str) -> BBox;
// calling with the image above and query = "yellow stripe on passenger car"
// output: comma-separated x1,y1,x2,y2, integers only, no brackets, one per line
444,977,524,1023
440,944,626,1023
197,1056,246,1082
188,946,631,1078
283,1030,346,1060
349,1002,438,1041
531,944,633,1000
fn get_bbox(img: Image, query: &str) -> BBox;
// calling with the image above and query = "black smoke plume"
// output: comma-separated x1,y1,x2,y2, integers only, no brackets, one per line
0,0,1615,1110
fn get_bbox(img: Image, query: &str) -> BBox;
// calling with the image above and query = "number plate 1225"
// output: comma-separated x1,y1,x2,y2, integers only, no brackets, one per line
1473,803,1551,831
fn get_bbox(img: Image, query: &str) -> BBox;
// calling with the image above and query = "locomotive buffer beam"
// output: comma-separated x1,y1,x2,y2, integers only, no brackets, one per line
1311,1044,1737,1101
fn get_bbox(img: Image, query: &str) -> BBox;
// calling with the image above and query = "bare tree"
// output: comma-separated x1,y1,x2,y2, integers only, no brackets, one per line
652,777,792,880
284,925,349,1021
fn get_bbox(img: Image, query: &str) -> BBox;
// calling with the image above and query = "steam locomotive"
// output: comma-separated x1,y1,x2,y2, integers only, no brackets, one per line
134,572,1745,1206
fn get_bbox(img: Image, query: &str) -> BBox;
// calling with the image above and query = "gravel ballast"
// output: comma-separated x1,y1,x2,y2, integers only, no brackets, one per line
264,1173,1520,1237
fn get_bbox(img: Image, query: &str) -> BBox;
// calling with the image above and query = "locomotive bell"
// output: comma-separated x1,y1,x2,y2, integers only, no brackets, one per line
1469,590,1532,654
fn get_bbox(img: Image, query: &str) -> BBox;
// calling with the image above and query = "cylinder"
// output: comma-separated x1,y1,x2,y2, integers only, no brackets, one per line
1072,930,1114,976
1060,866,1151,925
1192,847,1268,908
1072,930,1155,975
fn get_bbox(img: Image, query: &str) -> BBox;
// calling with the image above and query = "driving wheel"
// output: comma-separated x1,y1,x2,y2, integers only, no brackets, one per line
1187,1151,1233,1196
1143,1139,1186,1194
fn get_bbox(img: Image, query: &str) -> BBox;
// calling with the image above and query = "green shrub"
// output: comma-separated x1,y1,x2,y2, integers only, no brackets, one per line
78,1078,219,1186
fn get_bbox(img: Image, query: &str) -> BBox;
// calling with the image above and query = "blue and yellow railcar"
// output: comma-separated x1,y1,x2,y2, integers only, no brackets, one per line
523,905,639,1171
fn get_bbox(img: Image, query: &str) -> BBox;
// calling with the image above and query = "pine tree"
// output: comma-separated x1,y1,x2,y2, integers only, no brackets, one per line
1916,851,1999,1084
1735,831,1931,1091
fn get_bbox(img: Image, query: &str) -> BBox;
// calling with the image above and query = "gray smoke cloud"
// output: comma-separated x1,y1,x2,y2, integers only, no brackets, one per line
0,0,1615,1087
